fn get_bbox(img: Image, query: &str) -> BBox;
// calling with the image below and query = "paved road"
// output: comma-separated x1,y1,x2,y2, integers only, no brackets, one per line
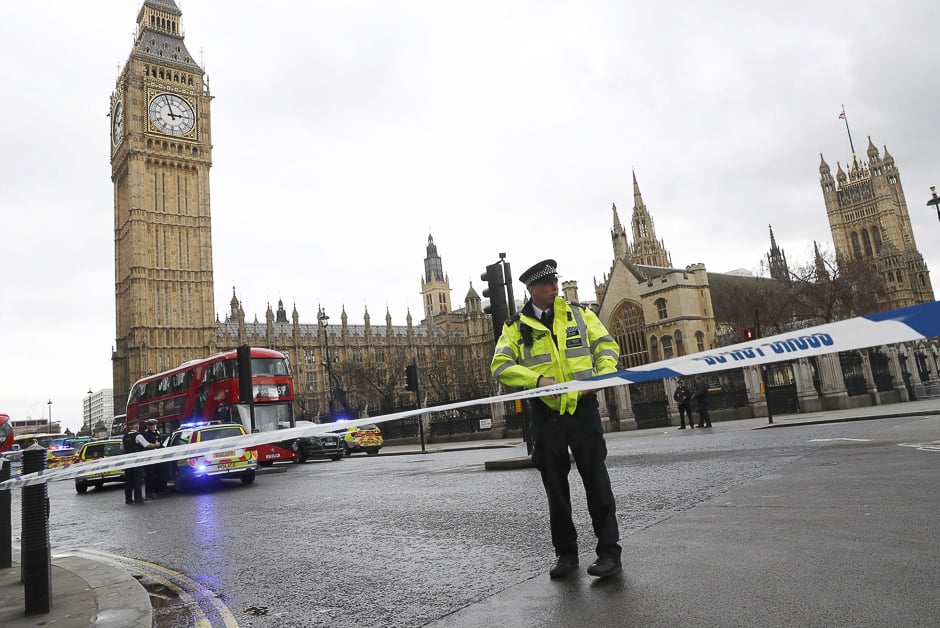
9,414,940,626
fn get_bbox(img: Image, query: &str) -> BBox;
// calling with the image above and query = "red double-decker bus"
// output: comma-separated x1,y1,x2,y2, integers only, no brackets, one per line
0,414,12,453
125,347,297,464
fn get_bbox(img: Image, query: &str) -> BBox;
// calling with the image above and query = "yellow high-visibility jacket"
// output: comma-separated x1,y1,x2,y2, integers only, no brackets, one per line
490,297,620,415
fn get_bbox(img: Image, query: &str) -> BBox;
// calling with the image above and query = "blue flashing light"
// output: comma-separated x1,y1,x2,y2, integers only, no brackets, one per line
334,417,348,423
197,464,207,473
181,420,209,429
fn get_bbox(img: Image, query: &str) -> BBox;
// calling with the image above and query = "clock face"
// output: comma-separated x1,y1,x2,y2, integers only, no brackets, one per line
148,93,195,136
112,101,124,145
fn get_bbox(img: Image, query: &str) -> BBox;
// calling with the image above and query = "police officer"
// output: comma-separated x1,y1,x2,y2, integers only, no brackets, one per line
140,419,166,497
122,422,160,505
693,375,712,427
490,259,622,579
122,425,146,505
674,379,694,429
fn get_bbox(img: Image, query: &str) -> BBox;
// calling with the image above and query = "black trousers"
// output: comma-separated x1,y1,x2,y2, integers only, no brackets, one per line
145,464,165,496
696,399,711,426
530,396,621,559
677,403,693,427
124,467,143,503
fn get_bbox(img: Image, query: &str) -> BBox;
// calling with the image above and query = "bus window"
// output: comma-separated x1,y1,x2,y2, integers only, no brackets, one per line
128,385,143,404
157,377,171,395
252,358,290,377
170,370,192,392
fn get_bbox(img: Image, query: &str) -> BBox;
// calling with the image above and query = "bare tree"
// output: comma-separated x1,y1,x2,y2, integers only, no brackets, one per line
788,245,886,322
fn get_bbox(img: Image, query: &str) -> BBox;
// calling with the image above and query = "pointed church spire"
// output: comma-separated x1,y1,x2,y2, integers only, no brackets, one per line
611,202,628,260
628,171,672,267
766,225,789,282
813,241,829,282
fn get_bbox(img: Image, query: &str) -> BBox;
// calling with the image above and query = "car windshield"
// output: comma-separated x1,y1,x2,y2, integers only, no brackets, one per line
198,427,243,441
360,425,379,431
83,442,123,458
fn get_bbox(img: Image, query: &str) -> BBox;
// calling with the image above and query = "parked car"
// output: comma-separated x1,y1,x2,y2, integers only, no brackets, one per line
334,423,383,456
289,422,344,462
165,422,257,492
74,439,125,494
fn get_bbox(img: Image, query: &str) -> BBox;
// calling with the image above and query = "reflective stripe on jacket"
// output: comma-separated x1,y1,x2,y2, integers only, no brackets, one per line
490,296,620,415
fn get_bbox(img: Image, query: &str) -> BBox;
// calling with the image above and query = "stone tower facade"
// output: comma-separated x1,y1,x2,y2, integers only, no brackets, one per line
420,234,452,319
110,0,216,410
819,137,934,310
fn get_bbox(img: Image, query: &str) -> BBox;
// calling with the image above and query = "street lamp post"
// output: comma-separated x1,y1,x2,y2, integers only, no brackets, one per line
927,186,940,226
47,399,52,435
318,310,335,418
85,388,93,436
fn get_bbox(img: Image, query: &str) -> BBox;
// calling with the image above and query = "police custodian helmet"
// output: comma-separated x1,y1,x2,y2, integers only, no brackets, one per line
519,259,559,287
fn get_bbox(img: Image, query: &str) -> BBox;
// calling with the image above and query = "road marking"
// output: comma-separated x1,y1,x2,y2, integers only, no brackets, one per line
898,441,940,452
808,438,873,442
70,548,239,628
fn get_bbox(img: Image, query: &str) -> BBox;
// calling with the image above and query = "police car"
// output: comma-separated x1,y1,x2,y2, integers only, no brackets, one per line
73,439,125,494
165,422,257,492
334,423,383,456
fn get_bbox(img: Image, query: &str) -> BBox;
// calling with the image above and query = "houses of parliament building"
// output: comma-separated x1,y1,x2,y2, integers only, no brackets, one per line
110,1,936,424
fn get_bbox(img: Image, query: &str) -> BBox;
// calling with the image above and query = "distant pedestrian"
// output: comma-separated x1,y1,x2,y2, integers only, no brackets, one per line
674,379,694,429
693,376,711,428
490,259,623,580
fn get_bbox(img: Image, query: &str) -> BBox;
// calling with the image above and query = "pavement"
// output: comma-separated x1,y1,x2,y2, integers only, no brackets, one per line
0,397,937,626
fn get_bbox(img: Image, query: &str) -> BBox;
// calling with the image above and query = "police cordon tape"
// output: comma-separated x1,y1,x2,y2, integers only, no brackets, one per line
3,300,939,491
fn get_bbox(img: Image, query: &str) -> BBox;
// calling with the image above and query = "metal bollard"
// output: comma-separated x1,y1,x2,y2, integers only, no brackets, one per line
21,444,51,615
1,459,10,568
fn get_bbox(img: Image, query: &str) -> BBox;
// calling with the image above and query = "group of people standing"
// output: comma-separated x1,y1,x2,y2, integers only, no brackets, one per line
673,376,711,429
121,418,166,504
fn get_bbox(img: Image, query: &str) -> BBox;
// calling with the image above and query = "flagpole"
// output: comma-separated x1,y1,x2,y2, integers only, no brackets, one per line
840,104,856,155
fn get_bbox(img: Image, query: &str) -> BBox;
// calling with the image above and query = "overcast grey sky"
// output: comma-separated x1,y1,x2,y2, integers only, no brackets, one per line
2,1,938,432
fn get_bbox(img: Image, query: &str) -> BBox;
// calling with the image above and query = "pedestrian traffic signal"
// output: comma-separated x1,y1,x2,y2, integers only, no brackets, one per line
744,328,756,341
404,364,419,394
481,262,509,341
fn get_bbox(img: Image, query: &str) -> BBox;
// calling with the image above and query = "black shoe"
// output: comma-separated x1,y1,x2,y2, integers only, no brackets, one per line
587,555,622,578
678,426,686,430
704,423,712,428
125,500,134,505
690,424,695,428
696,424,704,428
549,555,579,579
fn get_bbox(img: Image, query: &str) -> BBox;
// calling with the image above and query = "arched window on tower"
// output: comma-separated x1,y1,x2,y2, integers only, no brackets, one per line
661,335,674,359
674,330,684,356
851,232,862,258
655,298,668,320
862,229,873,257
609,301,649,368
695,331,705,352
649,335,660,362
872,226,882,253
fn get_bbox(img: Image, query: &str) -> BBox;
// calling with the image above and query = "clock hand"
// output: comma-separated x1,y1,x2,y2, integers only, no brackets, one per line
164,95,178,119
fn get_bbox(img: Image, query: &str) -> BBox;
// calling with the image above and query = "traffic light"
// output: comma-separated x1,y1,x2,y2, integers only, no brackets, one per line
404,364,419,394
744,328,756,341
236,344,253,403
481,262,509,341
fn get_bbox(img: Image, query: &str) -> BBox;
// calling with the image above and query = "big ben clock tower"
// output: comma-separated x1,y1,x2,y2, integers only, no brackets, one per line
111,0,216,411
